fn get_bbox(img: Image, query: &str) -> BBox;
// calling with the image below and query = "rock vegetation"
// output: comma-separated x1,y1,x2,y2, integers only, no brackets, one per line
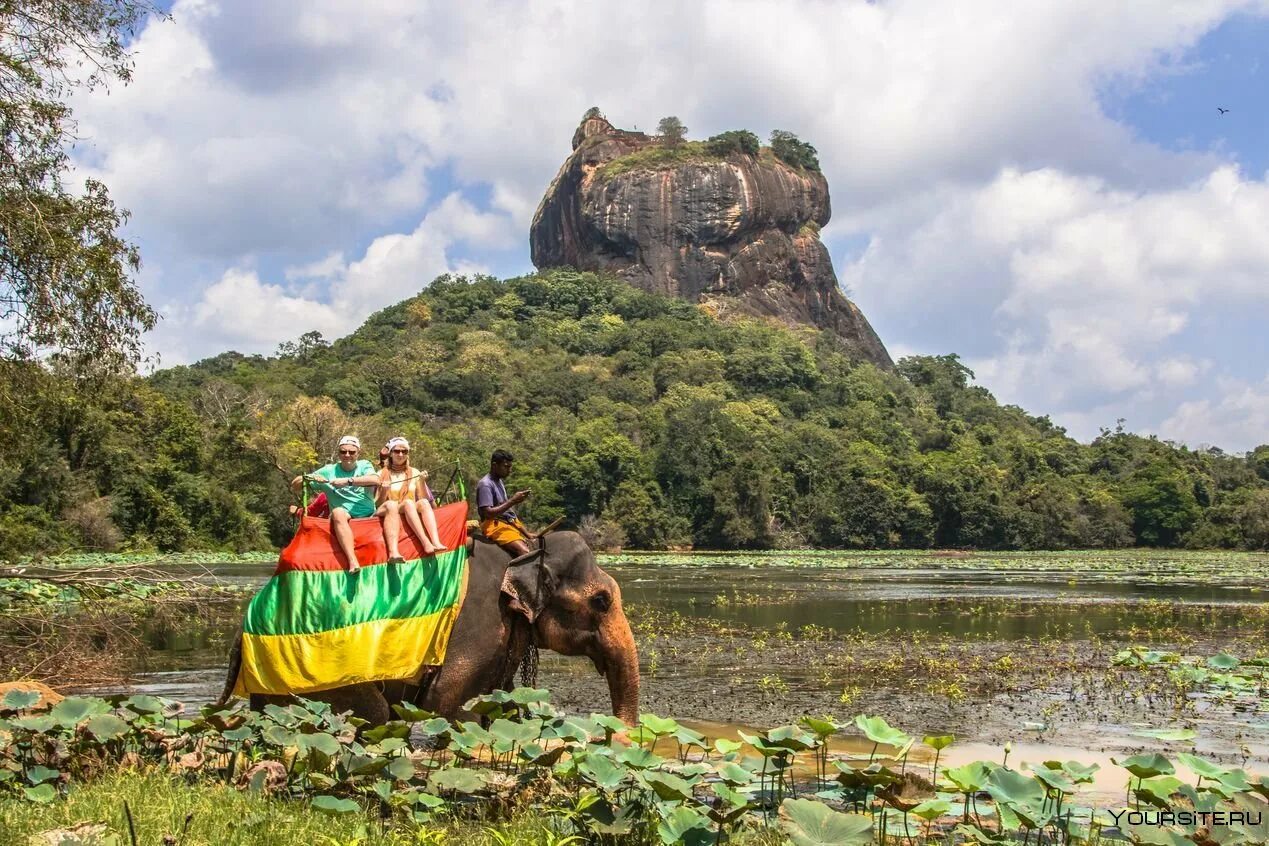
531,114,892,366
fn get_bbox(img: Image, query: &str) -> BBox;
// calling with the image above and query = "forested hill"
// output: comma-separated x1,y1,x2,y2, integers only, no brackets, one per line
4,269,1267,558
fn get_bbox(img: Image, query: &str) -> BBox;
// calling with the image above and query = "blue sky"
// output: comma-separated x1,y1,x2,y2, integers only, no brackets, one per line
70,0,1269,451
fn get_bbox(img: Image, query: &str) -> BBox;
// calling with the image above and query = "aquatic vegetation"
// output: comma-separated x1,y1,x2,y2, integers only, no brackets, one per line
1112,648,1268,713
4,688,1263,844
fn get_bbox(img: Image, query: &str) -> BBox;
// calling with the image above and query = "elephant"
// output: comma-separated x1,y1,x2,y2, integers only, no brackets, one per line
219,531,639,726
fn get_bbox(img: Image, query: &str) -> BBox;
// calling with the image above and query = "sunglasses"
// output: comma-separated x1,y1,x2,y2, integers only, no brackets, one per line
390,449,409,454
338,449,358,456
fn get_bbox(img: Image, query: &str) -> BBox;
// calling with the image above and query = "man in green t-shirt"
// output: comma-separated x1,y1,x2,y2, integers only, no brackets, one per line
291,435,381,573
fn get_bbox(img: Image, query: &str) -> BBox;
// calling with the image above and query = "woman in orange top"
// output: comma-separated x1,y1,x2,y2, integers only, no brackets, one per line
375,437,446,558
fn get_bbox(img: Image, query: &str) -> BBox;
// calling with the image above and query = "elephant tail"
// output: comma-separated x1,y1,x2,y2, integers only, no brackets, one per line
216,629,244,707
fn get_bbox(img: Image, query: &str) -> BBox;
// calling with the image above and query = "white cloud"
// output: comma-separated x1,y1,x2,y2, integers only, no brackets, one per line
158,193,512,360
58,0,1269,447
845,164,1269,449
1158,377,1269,449
285,251,345,282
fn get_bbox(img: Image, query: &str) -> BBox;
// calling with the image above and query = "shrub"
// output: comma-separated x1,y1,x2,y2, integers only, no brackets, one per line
705,129,760,157
769,129,820,171
578,514,627,551
62,498,122,551
0,505,70,562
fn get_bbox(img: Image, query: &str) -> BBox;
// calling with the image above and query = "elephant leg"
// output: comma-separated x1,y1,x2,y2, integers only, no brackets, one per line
322,683,391,725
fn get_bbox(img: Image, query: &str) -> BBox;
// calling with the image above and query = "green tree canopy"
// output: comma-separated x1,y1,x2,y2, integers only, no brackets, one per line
0,0,159,371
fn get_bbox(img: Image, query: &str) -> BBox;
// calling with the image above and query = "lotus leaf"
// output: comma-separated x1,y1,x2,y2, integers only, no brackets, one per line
2,689,41,711
1117,820,1191,846
1134,775,1184,808
221,725,254,742
311,795,360,815
579,754,626,790
923,734,954,750
296,733,341,757
672,726,707,749
26,765,59,785
617,745,663,769
543,718,596,743
944,761,994,793
1029,763,1077,794
1232,792,1269,842
780,798,873,846
910,798,952,821
488,717,540,745
429,766,486,793
953,823,1010,844
306,772,336,789
834,761,900,789
584,799,638,836
262,725,296,747
50,697,109,728
386,756,415,781
518,742,565,767
23,783,56,803
1175,752,1229,780
656,806,713,846
344,754,387,776
639,770,696,801
854,714,912,751
708,784,752,824
1207,652,1240,670
1114,753,1174,779
11,714,55,732
713,738,742,756
391,702,433,722
639,714,680,735
985,768,1050,827
589,713,628,737
800,716,838,738
716,761,754,786
84,714,129,742
1,689,41,710
1046,759,1099,783
737,730,781,757
766,724,816,751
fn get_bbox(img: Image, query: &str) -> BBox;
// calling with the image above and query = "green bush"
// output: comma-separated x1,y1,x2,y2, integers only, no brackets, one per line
769,129,821,171
705,129,760,157
0,505,71,561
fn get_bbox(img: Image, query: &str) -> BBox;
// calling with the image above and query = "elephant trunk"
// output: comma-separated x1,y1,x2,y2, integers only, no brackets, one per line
600,595,640,726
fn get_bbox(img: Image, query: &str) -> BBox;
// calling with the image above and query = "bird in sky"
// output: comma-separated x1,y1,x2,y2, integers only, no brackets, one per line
1218,107,1230,114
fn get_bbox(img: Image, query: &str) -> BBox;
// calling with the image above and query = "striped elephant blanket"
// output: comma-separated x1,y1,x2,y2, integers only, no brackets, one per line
232,501,469,696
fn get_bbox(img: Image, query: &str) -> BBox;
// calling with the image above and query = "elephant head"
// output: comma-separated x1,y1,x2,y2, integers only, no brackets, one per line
500,532,640,725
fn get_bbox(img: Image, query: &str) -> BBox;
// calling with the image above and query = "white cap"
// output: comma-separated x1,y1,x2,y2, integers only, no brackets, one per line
386,437,410,451
338,435,360,449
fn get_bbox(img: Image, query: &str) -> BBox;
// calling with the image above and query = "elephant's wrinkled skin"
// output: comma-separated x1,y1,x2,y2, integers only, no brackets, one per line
220,532,639,725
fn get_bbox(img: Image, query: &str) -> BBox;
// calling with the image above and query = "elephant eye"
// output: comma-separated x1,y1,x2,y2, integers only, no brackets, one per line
589,591,612,613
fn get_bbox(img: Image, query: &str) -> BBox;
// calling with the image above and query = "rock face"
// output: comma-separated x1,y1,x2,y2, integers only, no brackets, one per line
531,116,892,367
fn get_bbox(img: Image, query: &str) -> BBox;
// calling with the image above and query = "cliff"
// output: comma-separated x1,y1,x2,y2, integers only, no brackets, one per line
530,116,893,367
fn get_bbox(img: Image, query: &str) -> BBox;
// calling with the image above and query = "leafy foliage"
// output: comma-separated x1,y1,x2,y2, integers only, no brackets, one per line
0,269,1265,559
1,687,1264,845
0,0,159,371
705,129,761,157
656,115,687,147
769,129,821,171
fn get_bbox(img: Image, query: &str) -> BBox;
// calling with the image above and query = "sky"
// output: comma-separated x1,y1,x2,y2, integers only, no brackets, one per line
68,0,1269,451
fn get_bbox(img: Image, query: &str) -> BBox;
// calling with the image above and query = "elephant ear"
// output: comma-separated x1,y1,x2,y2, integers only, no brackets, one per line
501,549,553,623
